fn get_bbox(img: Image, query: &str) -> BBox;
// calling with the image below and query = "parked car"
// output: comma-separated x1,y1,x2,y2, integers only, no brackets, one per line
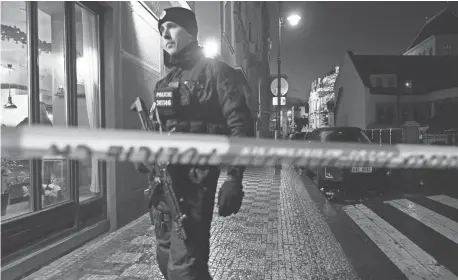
417,140,458,190
305,127,389,200
288,131,308,141
289,132,311,174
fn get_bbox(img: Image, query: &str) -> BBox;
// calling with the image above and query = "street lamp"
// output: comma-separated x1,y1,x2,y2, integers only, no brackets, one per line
276,2,300,139
287,14,301,26
202,38,219,58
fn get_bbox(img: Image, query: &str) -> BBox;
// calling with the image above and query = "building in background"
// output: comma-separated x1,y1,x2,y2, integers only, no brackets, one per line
0,1,269,279
308,66,339,129
334,5,458,131
403,5,458,56
334,52,458,129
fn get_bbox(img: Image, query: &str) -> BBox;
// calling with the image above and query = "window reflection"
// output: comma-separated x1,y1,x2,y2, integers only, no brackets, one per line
1,1,103,220
75,4,101,201
1,1,32,221
37,1,69,208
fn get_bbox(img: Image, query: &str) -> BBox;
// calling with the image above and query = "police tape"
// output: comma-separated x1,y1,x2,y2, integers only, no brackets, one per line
2,126,458,169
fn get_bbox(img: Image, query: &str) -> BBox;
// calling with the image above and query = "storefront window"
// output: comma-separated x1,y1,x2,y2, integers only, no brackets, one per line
1,1,103,221
1,1,33,220
37,1,70,208
75,4,101,202
1,2,106,263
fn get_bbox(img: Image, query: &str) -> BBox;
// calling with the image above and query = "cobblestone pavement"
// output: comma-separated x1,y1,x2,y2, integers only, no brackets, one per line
23,166,358,280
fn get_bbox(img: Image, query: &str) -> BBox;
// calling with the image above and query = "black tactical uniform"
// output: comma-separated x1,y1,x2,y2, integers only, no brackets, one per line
147,40,253,280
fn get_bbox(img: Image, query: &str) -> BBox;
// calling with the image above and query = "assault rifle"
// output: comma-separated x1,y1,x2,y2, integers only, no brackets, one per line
130,97,188,240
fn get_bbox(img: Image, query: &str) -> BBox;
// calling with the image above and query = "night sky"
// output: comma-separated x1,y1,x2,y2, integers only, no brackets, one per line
268,1,451,101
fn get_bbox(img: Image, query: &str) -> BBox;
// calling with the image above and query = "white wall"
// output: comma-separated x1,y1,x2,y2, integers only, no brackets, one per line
334,54,367,128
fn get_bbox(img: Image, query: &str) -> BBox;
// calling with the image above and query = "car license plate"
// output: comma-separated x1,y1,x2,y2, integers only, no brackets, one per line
351,167,373,173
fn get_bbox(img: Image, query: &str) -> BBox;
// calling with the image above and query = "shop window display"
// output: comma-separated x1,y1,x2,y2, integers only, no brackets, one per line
36,1,70,208
1,1,33,220
1,1,102,221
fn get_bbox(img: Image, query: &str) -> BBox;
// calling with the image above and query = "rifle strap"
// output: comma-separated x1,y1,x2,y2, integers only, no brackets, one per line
150,103,163,134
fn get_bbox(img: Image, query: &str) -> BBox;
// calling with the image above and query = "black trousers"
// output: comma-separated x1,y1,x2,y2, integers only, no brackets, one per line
150,165,220,280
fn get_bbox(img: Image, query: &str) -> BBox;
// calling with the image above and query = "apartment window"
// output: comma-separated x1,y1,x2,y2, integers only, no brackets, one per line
223,2,233,48
1,1,103,221
444,44,452,56
387,77,395,88
375,77,382,88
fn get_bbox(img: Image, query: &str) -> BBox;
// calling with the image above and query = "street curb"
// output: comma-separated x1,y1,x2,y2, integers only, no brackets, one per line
282,166,360,280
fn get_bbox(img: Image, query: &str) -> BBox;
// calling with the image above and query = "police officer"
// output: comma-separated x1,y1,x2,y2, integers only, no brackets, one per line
136,7,253,280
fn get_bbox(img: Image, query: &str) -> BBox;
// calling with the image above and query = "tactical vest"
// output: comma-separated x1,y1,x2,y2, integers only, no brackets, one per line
153,58,230,136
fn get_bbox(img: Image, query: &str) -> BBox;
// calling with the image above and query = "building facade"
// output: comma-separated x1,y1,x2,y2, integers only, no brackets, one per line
0,1,270,279
195,1,271,138
308,66,339,129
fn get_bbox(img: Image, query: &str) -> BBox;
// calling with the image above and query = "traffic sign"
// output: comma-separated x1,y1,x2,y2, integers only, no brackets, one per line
272,97,286,106
270,77,288,96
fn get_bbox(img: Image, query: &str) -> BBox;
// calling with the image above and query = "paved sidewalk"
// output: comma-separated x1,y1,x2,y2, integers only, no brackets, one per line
23,167,358,280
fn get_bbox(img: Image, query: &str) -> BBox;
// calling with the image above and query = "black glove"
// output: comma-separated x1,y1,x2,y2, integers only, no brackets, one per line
134,162,150,174
217,176,244,217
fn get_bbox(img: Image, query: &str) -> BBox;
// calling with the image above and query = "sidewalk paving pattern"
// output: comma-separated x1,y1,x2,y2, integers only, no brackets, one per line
23,166,358,280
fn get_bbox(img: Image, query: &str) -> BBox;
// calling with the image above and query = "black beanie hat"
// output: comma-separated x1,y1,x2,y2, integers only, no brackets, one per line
158,7,198,39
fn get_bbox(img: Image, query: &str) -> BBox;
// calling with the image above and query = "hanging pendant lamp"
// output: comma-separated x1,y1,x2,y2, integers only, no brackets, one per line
3,64,17,109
